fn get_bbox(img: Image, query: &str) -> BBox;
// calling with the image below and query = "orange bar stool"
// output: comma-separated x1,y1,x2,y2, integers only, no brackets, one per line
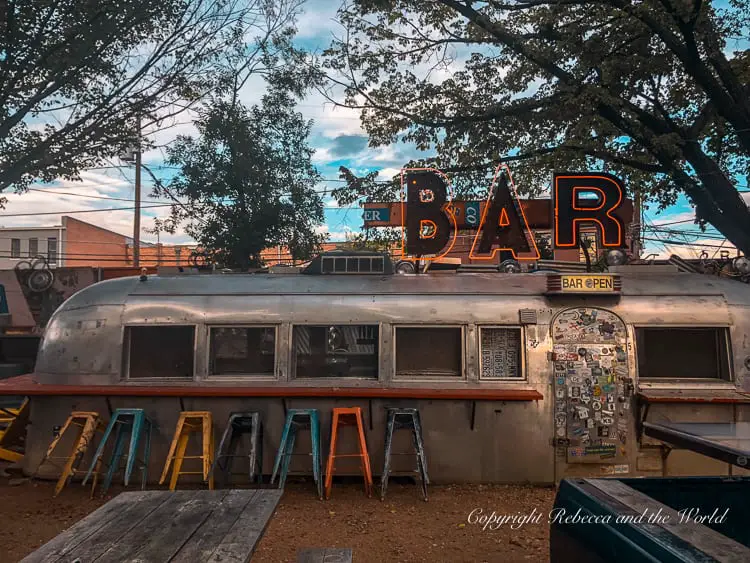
324,407,373,499
159,411,215,491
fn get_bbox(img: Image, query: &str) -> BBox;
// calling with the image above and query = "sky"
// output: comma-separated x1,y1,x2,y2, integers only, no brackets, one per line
1,0,747,261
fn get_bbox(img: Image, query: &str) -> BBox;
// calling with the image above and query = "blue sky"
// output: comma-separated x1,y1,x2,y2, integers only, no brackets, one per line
1,0,747,260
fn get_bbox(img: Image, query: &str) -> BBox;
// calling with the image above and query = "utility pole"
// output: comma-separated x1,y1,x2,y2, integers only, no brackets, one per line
633,187,642,260
133,118,142,268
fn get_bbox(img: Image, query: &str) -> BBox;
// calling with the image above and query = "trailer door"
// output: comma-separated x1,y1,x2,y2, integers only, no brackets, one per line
551,307,633,480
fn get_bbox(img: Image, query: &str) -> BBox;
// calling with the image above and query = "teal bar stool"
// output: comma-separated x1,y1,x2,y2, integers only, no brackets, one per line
271,409,322,498
82,408,153,496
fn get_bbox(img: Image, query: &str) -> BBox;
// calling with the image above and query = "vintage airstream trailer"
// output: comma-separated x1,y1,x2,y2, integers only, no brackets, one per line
13,252,750,484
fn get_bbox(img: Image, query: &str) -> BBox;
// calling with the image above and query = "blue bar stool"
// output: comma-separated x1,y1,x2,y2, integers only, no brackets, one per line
271,409,322,498
82,408,153,496
381,407,428,501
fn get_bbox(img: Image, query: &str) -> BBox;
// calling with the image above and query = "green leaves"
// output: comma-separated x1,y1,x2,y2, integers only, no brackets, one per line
0,0,299,195
324,0,750,253
156,93,325,269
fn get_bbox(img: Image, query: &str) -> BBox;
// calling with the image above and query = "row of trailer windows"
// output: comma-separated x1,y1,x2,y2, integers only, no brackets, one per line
125,324,523,380
124,324,732,382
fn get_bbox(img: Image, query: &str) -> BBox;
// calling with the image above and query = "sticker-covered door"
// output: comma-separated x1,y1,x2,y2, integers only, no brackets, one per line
551,308,631,468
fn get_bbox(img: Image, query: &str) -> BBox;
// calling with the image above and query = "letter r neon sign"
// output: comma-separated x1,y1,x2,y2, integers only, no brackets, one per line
553,172,625,248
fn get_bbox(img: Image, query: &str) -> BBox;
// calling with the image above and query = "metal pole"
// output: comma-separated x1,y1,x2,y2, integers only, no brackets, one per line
133,122,141,268
633,187,642,260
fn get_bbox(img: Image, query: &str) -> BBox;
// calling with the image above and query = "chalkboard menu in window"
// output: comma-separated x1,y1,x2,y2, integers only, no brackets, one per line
480,328,521,379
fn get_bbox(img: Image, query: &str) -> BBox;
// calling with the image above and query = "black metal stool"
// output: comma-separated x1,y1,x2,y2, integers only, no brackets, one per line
381,407,428,501
211,412,263,486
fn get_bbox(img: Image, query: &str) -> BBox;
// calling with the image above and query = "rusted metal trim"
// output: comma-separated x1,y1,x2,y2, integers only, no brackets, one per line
637,392,750,404
0,381,543,401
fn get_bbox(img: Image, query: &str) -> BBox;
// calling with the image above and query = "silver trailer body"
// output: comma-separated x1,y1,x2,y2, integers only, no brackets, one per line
24,270,750,483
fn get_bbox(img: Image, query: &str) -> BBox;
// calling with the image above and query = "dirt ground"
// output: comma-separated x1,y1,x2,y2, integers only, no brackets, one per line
1,475,556,563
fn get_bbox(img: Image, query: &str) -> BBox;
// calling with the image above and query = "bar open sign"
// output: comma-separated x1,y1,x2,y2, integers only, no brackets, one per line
561,275,615,292
363,208,390,222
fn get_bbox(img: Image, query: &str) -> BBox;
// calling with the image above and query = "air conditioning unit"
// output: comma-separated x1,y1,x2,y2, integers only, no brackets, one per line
302,251,393,275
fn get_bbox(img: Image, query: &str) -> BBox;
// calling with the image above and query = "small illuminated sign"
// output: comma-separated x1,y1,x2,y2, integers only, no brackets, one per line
363,208,390,222
546,274,621,295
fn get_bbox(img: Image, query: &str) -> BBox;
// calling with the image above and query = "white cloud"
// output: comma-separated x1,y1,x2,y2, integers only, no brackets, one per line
312,147,333,164
314,223,358,242
649,211,696,226
377,167,401,181
311,99,365,138
0,169,194,244
295,1,342,39
643,238,737,260
327,230,355,241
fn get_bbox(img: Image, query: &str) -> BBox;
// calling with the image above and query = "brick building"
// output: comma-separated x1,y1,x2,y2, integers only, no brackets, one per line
1,216,345,270
0,216,196,268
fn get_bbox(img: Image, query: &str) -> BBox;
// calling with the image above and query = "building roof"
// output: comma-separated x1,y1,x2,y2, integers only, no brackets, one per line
0,225,62,232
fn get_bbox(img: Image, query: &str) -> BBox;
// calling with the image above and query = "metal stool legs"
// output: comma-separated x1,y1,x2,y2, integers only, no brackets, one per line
271,409,322,498
160,411,215,491
82,408,153,496
324,407,373,500
210,412,263,486
35,411,104,498
381,408,429,501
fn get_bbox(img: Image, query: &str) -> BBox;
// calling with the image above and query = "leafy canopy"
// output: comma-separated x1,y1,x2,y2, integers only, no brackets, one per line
0,0,301,201
153,91,326,269
324,0,750,254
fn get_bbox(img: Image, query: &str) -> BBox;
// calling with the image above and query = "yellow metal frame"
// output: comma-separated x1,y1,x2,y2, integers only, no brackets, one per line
37,411,106,498
159,411,215,491
0,399,29,462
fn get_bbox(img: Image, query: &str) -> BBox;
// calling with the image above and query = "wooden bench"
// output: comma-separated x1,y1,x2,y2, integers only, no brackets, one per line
297,547,353,563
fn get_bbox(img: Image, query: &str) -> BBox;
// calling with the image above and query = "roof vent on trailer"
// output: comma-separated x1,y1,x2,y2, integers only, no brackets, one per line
302,251,394,275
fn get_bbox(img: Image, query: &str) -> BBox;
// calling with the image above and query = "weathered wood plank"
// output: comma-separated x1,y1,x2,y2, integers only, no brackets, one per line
169,490,258,563
55,491,174,563
20,490,158,563
586,479,750,563
205,490,283,563
93,490,217,563
297,548,354,563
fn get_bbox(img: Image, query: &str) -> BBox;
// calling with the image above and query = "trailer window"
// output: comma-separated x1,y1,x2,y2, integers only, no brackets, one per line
395,327,463,378
479,327,523,379
209,327,275,377
293,325,378,379
636,327,731,381
127,326,194,379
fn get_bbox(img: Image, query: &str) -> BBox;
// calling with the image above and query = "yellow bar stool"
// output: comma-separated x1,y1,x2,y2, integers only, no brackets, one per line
159,411,215,491
33,411,106,497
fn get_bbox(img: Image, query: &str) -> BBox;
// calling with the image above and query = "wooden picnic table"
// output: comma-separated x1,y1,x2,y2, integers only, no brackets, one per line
21,489,283,563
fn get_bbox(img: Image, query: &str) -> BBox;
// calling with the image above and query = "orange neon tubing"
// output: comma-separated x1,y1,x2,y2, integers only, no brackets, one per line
554,175,623,248
469,163,541,261
400,167,458,262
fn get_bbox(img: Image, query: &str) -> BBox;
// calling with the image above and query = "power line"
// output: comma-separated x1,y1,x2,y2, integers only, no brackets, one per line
647,217,695,227
26,188,171,205
1,203,174,217
642,237,737,250
0,235,195,248
1,200,365,218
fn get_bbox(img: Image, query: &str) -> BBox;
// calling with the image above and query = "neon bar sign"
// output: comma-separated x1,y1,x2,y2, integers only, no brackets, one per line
400,165,626,261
